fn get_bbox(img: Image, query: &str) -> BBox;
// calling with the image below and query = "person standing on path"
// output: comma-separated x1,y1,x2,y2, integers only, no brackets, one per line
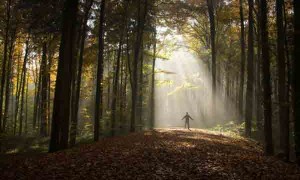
182,112,194,130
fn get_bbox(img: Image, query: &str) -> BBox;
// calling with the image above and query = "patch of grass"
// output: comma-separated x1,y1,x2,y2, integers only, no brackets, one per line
208,121,245,138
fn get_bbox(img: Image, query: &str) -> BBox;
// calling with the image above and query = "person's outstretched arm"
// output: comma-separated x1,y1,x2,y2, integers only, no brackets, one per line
181,116,185,120
190,116,194,120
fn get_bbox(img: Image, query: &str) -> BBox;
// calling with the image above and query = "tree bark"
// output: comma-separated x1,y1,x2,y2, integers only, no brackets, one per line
238,0,246,123
294,0,300,164
70,0,93,146
130,0,147,132
0,0,12,132
25,76,29,134
255,0,263,139
94,0,106,141
33,60,42,131
49,0,79,152
261,0,274,155
137,42,144,128
245,0,255,137
150,30,157,129
14,49,22,135
276,0,289,160
111,38,123,136
19,38,30,136
40,42,48,137
207,0,216,119
3,30,16,132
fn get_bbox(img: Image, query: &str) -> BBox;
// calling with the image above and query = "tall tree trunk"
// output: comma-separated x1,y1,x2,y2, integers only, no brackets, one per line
33,59,42,131
111,1,129,135
294,0,300,164
14,51,22,135
47,49,54,136
3,31,16,132
255,0,263,139
261,0,274,155
0,0,12,132
276,0,289,160
111,38,123,136
25,76,29,134
70,0,93,146
94,0,106,141
70,13,83,145
238,0,246,123
130,0,147,132
49,0,79,152
150,30,157,129
40,42,48,137
245,0,255,137
137,42,144,128
283,2,292,156
19,38,29,136
207,0,216,119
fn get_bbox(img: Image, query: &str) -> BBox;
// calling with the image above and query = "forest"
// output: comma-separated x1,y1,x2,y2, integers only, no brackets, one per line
0,0,300,179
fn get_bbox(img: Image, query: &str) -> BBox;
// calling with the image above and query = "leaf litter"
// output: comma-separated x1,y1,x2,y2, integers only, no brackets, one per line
1,129,300,179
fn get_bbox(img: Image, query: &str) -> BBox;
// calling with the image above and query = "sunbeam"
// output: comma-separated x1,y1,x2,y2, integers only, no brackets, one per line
154,34,237,129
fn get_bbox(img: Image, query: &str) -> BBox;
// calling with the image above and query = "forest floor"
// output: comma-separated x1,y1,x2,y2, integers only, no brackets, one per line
1,129,300,179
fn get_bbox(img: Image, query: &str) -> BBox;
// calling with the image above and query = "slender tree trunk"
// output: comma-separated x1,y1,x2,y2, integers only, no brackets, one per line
14,51,22,135
40,42,48,137
10,81,14,133
283,3,291,151
126,31,133,89
47,49,53,136
25,76,29,134
137,42,144,129
276,0,289,160
4,31,15,132
238,0,246,123
261,0,274,155
245,0,255,137
49,0,79,152
294,0,300,164
111,38,123,136
0,0,12,132
150,30,156,129
94,0,106,141
111,1,129,135
255,0,263,138
119,50,125,129
19,38,29,136
70,0,93,146
33,61,42,131
207,0,216,119
122,52,129,127
130,0,147,132
33,58,42,131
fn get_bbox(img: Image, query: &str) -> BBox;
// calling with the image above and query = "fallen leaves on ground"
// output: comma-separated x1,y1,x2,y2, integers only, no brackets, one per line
1,129,300,179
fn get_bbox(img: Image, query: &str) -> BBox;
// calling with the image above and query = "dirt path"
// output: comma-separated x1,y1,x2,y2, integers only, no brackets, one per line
1,129,300,179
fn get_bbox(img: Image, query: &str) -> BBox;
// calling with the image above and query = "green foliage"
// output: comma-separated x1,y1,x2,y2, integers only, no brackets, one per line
156,79,173,86
209,121,245,137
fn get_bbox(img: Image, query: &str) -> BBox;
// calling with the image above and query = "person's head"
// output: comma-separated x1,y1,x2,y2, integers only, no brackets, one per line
186,112,188,115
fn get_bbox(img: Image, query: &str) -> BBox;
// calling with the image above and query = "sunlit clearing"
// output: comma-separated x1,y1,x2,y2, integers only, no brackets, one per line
154,34,237,129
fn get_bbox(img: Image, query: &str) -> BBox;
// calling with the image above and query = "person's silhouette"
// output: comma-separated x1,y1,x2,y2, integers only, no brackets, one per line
181,112,194,130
